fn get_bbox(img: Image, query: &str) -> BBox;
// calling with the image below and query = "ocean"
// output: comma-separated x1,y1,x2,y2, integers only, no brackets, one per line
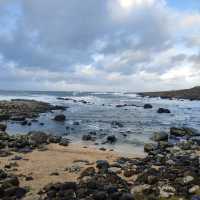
0,90,200,155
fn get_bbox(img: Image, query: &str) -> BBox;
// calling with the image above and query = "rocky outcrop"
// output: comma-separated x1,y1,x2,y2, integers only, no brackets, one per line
138,86,200,100
54,114,66,122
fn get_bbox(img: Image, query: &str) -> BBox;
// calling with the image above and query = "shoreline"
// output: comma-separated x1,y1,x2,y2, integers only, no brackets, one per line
0,143,125,200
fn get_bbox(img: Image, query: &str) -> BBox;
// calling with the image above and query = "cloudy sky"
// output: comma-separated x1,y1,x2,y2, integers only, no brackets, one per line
0,0,199,92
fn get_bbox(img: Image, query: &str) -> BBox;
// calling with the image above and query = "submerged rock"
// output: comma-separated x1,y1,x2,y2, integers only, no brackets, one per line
106,135,117,144
54,114,66,122
144,104,153,109
157,108,171,113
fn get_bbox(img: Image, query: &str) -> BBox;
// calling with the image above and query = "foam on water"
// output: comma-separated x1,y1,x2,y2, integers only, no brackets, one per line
0,90,200,154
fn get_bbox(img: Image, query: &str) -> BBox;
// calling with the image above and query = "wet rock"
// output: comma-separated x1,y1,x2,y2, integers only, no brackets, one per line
73,121,80,125
0,123,7,131
96,160,110,172
48,135,62,143
25,176,34,181
21,120,28,125
106,135,117,144
93,191,107,200
144,104,153,109
152,132,168,141
144,143,157,153
29,131,49,145
82,134,93,141
10,116,26,121
0,114,10,121
157,108,171,113
59,138,70,146
54,114,66,122
170,127,199,137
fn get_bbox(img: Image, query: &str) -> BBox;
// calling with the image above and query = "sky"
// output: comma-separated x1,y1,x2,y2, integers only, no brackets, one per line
0,0,199,92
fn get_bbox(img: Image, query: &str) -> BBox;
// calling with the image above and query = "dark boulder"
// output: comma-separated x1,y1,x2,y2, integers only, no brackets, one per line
144,143,157,153
107,135,117,144
96,160,110,172
48,135,62,143
0,123,7,131
29,131,49,144
170,127,199,137
0,114,10,121
157,108,171,113
82,134,93,141
54,114,66,122
144,104,153,109
152,132,168,141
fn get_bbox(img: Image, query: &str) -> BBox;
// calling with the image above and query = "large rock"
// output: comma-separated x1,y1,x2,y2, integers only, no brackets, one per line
157,108,171,113
96,160,110,172
170,127,199,137
82,134,93,141
107,135,117,144
144,143,157,153
29,131,49,145
152,132,168,141
144,104,153,109
54,114,66,122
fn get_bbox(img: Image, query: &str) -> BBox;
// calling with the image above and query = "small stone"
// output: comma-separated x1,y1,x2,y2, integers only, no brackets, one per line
189,185,200,194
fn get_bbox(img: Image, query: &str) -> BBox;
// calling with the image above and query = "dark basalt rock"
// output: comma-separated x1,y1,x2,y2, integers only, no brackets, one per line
54,114,66,122
48,135,62,143
170,127,200,137
0,123,7,131
0,114,10,121
82,134,93,141
144,143,157,153
152,132,168,141
157,108,171,113
0,170,26,199
28,131,49,145
107,135,117,144
144,104,153,109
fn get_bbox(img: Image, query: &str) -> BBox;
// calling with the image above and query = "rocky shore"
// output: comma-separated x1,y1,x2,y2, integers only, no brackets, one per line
1,99,200,199
1,124,200,199
0,99,66,122
138,86,200,100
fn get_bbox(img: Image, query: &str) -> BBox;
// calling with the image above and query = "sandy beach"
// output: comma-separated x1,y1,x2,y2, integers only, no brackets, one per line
0,143,123,199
